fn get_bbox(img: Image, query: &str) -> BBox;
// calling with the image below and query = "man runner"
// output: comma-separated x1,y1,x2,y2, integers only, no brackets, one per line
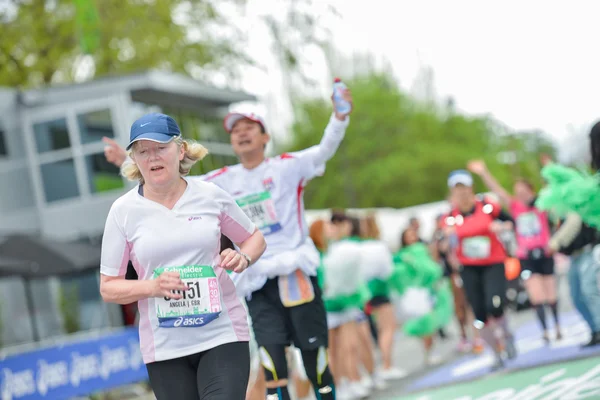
103,91,353,400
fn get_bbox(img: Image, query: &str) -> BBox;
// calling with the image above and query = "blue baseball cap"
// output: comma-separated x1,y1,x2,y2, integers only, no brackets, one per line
448,169,473,188
127,113,181,150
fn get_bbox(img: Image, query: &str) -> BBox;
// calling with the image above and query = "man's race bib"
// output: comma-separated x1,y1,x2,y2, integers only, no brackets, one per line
462,236,491,259
236,191,282,235
516,212,542,237
153,265,221,328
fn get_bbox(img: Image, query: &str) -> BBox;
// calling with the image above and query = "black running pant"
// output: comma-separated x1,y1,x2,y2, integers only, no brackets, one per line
146,342,250,400
460,263,507,323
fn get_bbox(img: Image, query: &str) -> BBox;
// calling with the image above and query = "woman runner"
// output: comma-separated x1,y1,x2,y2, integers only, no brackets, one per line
468,159,561,342
100,113,266,399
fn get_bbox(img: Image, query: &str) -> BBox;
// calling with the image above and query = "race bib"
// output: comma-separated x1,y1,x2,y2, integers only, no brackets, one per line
153,265,221,328
516,212,542,237
236,192,282,235
462,236,491,259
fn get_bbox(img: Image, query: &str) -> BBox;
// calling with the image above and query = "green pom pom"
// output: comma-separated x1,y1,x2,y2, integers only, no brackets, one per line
536,164,600,228
388,243,455,337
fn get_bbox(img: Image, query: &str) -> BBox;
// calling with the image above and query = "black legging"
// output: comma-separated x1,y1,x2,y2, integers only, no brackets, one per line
146,342,250,400
460,263,507,323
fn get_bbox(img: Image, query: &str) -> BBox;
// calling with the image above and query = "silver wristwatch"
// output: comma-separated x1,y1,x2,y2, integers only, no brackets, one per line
239,252,252,266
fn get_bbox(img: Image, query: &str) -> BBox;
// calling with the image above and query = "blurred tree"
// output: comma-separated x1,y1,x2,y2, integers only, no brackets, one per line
284,72,557,209
0,0,330,89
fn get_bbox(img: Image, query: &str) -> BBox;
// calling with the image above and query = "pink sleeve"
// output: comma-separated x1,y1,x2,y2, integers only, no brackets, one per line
216,187,256,244
100,204,130,277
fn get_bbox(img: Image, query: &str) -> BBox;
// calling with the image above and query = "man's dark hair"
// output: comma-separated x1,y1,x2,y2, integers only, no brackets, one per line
590,120,600,170
330,209,348,223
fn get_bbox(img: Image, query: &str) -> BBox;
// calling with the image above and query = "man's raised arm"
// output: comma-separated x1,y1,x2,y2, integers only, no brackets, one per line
292,89,353,179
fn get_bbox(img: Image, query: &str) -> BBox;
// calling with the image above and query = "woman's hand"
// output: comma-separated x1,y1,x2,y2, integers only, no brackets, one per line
152,272,188,300
220,248,249,273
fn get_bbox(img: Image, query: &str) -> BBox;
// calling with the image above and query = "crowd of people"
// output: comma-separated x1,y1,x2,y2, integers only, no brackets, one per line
98,82,600,400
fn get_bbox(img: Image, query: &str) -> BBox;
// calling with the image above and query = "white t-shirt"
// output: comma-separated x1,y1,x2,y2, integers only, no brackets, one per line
100,179,256,364
191,113,350,296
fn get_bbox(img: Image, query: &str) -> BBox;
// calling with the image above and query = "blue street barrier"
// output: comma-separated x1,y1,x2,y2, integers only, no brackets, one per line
0,328,147,400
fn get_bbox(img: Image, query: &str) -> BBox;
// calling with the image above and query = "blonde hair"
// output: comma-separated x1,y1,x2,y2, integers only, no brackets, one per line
121,137,209,184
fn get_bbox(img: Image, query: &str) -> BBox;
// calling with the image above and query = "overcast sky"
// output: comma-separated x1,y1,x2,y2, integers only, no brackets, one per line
234,0,599,162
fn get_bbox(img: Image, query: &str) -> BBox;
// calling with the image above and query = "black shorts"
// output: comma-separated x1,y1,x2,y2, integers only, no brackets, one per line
146,342,249,400
247,276,328,350
369,295,391,307
460,263,507,323
520,257,554,276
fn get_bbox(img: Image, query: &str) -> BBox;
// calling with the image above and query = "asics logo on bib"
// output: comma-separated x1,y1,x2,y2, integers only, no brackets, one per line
173,316,205,327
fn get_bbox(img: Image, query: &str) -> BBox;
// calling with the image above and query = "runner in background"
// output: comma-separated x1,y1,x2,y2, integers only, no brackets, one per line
104,90,353,400
443,170,517,370
360,215,406,381
468,160,561,343
431,215,483,354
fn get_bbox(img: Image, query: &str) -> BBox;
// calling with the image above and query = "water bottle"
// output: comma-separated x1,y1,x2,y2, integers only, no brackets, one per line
332,78,351,114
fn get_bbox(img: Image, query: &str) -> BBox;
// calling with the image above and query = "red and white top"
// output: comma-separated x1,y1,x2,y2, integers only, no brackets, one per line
191,113,350,295
446,199,508,266
100,179,255,364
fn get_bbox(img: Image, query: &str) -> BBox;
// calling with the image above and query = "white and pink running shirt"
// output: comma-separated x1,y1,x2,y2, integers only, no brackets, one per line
100,179,255,364
190,114,350,295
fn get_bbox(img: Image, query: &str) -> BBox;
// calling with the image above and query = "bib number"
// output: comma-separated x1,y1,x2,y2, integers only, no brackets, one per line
462,237,491,259
516,212,542,237
236,191,282,235
153,265,221,328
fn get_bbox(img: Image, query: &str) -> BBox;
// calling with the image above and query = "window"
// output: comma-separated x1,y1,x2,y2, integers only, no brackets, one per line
77,109,115,144
85,152,124,193
0,129,7,156
40,158,80,202
34,118,70,153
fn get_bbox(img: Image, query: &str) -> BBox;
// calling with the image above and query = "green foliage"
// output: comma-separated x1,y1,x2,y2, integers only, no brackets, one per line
0,0,333,89
59,284,81,334
0,0,249,88
285,73,557,209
